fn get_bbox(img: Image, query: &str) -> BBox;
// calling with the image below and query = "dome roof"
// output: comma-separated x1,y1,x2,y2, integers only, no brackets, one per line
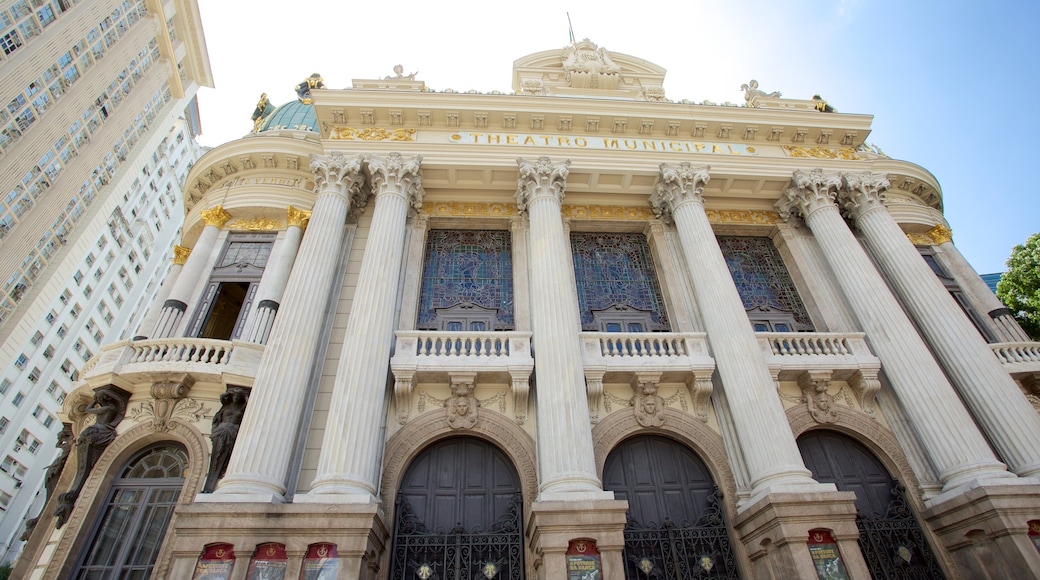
260,100,317,133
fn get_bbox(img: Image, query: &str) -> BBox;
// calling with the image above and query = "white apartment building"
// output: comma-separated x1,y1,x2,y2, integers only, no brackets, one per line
0,0,210,563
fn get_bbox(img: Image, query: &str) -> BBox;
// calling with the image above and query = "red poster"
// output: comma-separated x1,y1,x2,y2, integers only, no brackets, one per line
807,529,849,580
302,543,340,580
247,542,287,580
193,542,235,580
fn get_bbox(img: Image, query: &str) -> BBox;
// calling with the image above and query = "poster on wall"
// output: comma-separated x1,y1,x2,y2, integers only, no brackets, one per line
807,529,849,580
1029,520,1040,554
301,543,340,580
566,538,602,580
193,543,236,580
247,542,288,580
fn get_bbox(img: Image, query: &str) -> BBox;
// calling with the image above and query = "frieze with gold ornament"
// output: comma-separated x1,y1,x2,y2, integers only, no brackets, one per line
907,224,953,246
423,202,518,218
226,217,282,231
782,145,860,160
704,209,781,225
330,126,417,141
562,205,656,221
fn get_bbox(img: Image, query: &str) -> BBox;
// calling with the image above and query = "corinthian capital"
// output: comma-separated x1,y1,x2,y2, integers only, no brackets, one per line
311,153,365,203
649,162,710,220
200,205,232,229
368,153,424,210
775,168,842,221
515,156,570,211
839,171,890,222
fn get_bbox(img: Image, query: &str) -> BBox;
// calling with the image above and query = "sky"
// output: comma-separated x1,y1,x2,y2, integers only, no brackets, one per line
194,0,1039,275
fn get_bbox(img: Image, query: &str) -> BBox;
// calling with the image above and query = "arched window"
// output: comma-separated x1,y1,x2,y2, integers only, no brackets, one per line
603,435,737,579
74,444,188,578
391,437,523,579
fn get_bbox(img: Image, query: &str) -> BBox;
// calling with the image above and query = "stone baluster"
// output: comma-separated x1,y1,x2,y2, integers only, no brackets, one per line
776,168,1012,493
650,162,821,501
151,206,230,338
243,206,309,344
133,245,189,340
518,156,611,500
207,153,365,502
303,153,423,502
839,171,1040,478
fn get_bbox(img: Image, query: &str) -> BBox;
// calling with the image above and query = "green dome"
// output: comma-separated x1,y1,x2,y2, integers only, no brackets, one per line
260,100,317,133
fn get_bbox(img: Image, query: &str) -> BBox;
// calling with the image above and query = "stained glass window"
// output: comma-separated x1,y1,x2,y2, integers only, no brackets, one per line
571,232,669,331
418,230,513,329
717,236,812,331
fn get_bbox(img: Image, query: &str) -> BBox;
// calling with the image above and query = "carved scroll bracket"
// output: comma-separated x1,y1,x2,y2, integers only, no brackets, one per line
849,369,881,418
585,369,606,424
510,368,532,425
393,369,416,425
687,371,715,422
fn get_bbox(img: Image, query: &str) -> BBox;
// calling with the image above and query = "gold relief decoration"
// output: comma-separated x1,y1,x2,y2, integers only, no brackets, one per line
424,202,518,218
286,205,311,229
562,205,655,221
200,205,232,229
172,245,191,265
907,224,953,246
226,217,281,231
705,209,781,225
330,126,417,142
782,145,860,160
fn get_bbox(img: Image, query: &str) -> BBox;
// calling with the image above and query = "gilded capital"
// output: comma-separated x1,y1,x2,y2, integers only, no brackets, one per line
839,171,890,222
368,152,424,210
775,168,842,222
515,156,570,211
200,205,232,229
929,224,953,244
286,205,311,229
649,162,710,220
310,152,365,203
172,245,191,265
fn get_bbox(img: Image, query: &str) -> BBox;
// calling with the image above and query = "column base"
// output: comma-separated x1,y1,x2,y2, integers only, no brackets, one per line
923,483,1040,578
295,491,380,505
527,498,630,580
194,491,285,504
165,502,387,580
733,491,871,579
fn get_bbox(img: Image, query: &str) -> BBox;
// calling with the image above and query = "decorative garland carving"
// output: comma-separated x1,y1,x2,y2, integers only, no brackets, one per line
330,127,417,141
225,217,282,231
423,202,518,218
704,209,782,225
782,145,860,160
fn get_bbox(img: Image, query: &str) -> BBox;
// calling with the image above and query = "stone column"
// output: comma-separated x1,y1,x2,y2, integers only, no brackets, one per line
303,153,423,503
840,171,1040,478
650,162,821,501
510,215,532,332
207,153,365,502
517,156,609,500
645,219,696,332
243,206,309,344
776,168,1012,494
151,206,230,338
133,245,188,340
396,214,430,331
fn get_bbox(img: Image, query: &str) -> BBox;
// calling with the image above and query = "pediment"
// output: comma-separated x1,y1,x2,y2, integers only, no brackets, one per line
512,39,667,101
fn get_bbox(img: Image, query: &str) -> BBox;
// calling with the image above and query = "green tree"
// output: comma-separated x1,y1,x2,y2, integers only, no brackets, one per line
997,232,1040,340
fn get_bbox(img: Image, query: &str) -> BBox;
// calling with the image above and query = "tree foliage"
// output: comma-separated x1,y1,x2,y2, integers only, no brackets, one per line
997,232,1040,340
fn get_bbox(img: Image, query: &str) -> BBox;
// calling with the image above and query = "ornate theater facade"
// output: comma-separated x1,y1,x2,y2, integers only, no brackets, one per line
16,40,1040,579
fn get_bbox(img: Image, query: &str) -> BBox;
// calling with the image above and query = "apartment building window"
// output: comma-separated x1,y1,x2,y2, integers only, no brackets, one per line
30,331,43,346
571,232,668,332
32,405,53,428
0,417,7,435
73,270,83,284
0,379,10,395
918,247,996,343
0,30,21,56
187,234,273,340
14,354,27,369
20,430,40,454
718,236,813,332
28,367,40,383
417,230,514,331
12,392,24,407
43,345,54,359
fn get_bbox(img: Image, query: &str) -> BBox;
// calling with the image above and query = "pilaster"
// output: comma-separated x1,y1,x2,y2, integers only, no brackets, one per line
244,206,308,344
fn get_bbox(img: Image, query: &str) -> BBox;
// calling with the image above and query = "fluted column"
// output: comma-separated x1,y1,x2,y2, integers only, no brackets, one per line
518,156,610,500
209,153,365,502
243,206,309,344
133,245,189,340
650,162,820,500
303,153,423,502
777,169,1012,493
840,171,1040,478
151,206,230,338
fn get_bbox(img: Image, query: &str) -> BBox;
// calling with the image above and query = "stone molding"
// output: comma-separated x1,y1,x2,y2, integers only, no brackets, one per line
45,420,208,580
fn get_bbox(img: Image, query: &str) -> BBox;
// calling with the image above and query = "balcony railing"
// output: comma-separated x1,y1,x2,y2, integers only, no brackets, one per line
391,331,533,374
991,342,1040,377
81,338,265,386
757,332,880,380
580,332,714,374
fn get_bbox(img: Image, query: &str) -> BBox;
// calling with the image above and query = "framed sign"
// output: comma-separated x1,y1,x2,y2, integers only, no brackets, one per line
247,542,287,579
807,529,849,580
193,542,235,580
567,538,601,580
1028,520,1040,554
301,543,340,580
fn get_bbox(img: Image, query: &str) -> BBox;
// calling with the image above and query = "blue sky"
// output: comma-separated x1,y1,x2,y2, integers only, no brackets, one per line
196,0,1038,274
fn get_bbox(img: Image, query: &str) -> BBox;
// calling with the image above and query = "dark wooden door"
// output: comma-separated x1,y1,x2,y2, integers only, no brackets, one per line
391,437,523,580
604,435,738,579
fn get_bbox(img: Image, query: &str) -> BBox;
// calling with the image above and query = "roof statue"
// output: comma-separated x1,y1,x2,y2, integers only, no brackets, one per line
562,38,621,90
295,73,325,104
250,93,275,133
385,64,418,81
740,80,781,107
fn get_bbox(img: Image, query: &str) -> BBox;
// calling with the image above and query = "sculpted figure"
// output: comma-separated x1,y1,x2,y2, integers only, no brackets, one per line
203,386,250,493
446,381,479,429
385,64,417,80
740,80,781,106
633,382,665,427
295,73,325,103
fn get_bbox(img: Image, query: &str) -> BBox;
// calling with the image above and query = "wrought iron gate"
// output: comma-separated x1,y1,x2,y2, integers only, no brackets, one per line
390,492,524,580
856,485,944,580
621,488,738,579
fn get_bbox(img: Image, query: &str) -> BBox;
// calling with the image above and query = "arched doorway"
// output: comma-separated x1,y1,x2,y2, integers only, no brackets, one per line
390,437,523,579
798,430,945,579
73,444,188,578
603,435,737,579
